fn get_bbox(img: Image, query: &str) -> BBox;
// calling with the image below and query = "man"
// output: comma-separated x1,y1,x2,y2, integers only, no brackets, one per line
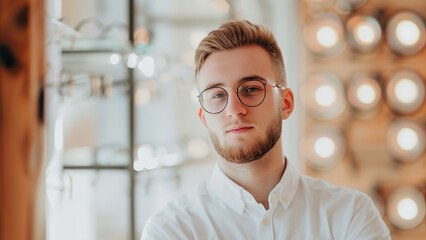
142,20,390,239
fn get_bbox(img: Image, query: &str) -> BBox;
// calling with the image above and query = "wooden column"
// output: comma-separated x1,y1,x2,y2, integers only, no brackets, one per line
0,0,45,239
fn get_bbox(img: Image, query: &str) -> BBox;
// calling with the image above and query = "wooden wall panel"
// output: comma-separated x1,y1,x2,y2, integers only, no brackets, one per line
0,0,45,239
302,0,426,239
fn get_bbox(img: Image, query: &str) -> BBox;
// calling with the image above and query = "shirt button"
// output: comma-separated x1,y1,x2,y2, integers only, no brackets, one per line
281,198,287,204
262,218,270,226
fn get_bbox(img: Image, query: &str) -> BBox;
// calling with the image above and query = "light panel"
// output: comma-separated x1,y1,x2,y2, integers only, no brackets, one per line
386,119,425,162
385,70,425,114
386,11,426,55
304,13,346,56
305,125,346,171
347,74,382,112
386,186,426,230
302,72,346,120
346,15,381,52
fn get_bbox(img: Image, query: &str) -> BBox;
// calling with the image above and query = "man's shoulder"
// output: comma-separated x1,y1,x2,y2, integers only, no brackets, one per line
141,180,211,239
149,179,210,222
298,174,371,203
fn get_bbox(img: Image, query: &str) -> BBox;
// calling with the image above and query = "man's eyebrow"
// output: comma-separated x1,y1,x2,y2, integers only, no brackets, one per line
203,75,268,90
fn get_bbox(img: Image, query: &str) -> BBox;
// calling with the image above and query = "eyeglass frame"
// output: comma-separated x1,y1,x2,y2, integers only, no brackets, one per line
197,78,286,114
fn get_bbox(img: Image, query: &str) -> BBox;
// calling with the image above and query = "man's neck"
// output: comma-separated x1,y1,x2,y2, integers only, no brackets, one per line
218,140,286,210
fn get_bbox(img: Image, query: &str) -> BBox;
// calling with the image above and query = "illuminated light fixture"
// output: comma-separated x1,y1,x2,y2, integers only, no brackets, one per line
385,70,425,114
302,72,346,120
347,74,382,112
134,145,159,171
138,55,156,77
125,53,139,69
386,11,426,55
305,125,345,171
386,119,425,162
386,186,426,230
109,53,122,65
304,13,346,56
346,15,381,52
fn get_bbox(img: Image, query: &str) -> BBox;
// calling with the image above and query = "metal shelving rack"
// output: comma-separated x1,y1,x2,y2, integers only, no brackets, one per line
62,0,137,239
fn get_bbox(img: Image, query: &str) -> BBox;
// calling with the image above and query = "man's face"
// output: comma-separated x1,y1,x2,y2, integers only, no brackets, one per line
197,45,292,163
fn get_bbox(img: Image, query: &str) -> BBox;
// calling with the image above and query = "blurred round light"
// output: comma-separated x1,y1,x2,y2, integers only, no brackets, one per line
386,11,426,55
316,26,339,47
302,72,346,120
126,53,139,69
348,74,381,112
356,84,376,104
387,119,425,162
305,126,345,170
356,24,374,43
315,85,337,107
110,53,122,65
386,186,426,230
397,198,418,220
397,128,419,151
305,13,346,56
138,56,156,77
396,20,420,46
347,16,381,51
386,70,425,114
134,145,160,171
314,137,336,158
395,79,418,103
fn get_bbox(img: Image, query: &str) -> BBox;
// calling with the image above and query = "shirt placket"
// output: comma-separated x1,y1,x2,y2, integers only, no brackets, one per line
257,190,279,240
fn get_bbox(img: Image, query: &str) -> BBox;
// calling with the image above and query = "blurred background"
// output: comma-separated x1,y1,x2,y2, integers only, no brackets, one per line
40,0,426,239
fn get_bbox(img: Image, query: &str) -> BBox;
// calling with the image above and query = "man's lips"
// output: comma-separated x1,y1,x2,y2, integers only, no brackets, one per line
226,126,253,133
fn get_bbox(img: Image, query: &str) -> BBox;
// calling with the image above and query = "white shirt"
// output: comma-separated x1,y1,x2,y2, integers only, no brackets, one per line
142,161,390,240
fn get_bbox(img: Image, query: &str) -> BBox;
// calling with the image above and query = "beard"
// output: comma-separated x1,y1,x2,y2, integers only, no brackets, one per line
208,112,282,164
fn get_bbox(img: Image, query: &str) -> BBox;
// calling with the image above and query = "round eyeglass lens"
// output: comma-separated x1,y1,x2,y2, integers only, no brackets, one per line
237,80,266,107
199,87,228,113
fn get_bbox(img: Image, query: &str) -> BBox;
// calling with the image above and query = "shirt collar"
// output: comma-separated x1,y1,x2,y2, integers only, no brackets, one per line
210,161,246,213
209,158,300,213
276,160,299,209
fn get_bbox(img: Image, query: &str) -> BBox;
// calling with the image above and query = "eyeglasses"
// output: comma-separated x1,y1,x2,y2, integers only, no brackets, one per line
197,79,285,114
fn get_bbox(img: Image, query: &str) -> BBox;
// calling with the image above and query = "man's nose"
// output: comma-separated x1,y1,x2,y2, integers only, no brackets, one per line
225,92,247,117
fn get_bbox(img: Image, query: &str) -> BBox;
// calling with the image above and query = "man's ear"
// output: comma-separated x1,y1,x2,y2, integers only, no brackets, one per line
198,107,208,127
281,88,294,120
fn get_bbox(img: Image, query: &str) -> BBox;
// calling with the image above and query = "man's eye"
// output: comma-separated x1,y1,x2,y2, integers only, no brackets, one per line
213,93,224,98
247,87,260,92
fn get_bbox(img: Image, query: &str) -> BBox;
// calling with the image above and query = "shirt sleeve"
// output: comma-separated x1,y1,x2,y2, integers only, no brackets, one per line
346,193,391,240
141,214,195,240
141,217,170,240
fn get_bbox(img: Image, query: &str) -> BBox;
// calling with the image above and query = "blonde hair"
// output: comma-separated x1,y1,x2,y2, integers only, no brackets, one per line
194,20,286,86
